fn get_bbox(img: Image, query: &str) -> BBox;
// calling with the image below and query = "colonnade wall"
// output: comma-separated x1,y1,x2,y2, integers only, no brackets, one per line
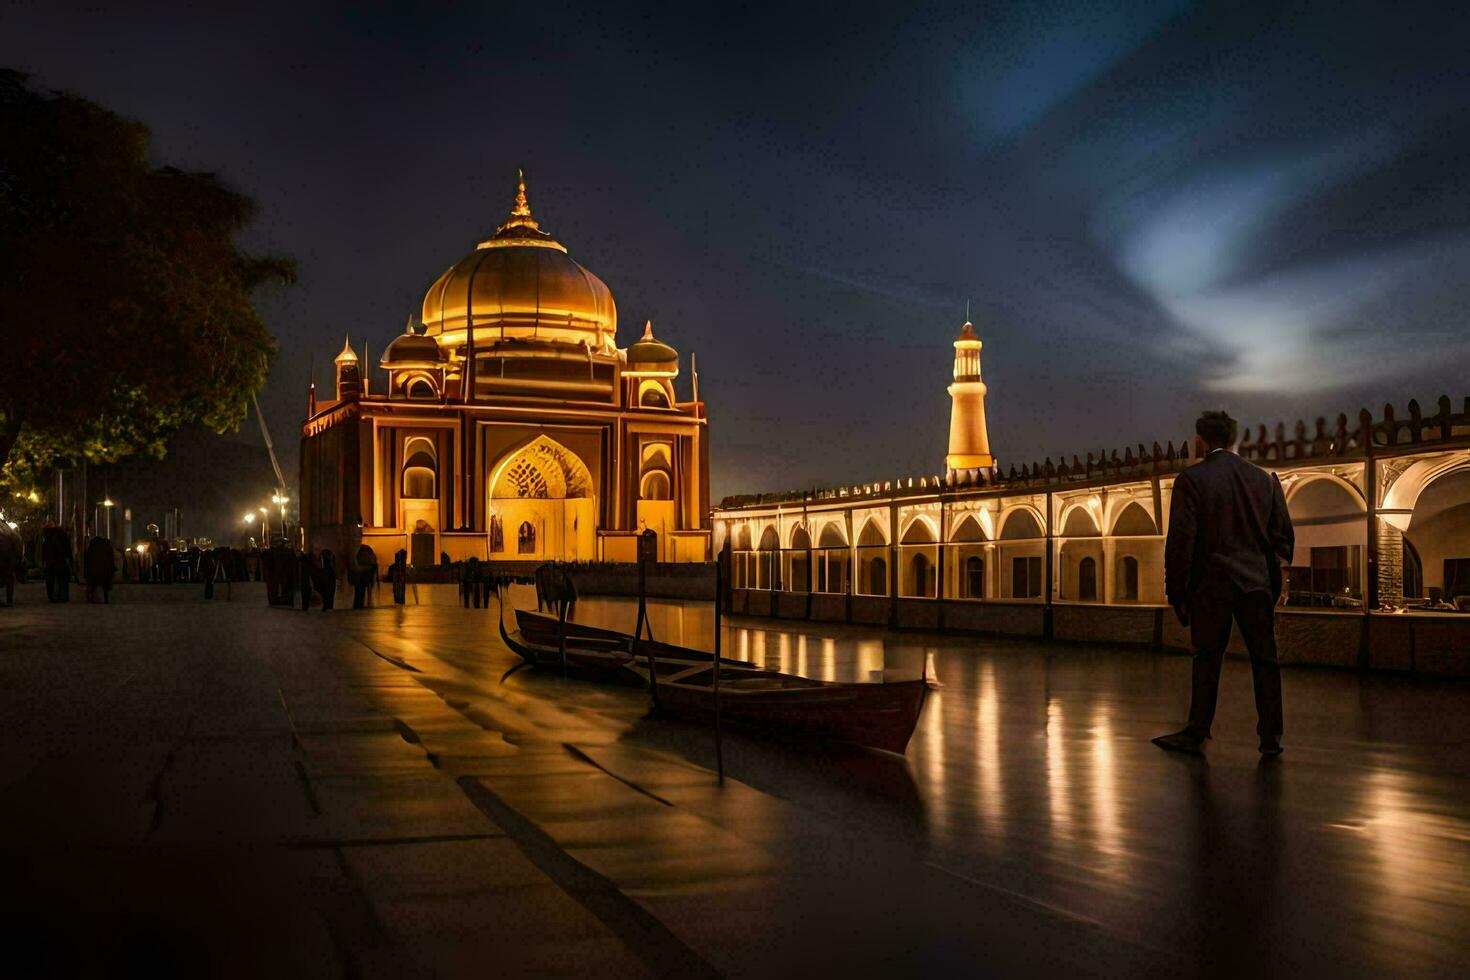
713,396,1470,677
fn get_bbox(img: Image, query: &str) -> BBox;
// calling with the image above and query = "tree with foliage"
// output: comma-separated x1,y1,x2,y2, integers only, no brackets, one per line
0,69,292,489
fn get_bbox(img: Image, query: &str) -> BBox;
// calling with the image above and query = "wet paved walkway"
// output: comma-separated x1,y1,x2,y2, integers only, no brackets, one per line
2,583,1467,977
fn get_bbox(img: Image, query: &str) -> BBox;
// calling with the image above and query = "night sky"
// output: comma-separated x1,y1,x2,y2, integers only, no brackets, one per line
5,1,1469,500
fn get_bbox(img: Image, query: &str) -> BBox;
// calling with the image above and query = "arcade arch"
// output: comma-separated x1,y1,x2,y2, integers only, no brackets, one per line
1285,475,1366,603
856,518,889,596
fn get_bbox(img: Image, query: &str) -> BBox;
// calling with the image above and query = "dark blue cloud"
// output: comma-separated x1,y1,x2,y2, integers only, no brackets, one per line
4,1,1467,496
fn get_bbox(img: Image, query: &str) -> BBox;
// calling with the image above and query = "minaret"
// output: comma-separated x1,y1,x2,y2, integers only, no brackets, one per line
334,336,361,400
945,319,995,478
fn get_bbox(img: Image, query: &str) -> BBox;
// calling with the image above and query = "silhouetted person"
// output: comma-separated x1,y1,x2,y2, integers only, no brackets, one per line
200,547,218,599
299,551,317,610
1155,411,1295,757
351,544,378,609
83,536,115,603
475,561,491,610
0,523,21,606
41,525,72,602
461,556,482,608
265,542,296,606
316,550,337,610
389,549,408,605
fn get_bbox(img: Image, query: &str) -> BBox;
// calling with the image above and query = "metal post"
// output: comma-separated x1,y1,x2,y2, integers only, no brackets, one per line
1043,490,1055,640
638,544,661,710
557,584,569,678
713,555,724,784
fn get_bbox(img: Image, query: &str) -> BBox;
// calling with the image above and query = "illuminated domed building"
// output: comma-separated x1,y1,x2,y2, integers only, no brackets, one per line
299,173,710,566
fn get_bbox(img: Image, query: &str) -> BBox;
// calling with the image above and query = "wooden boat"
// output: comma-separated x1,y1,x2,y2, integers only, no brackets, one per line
501,607,753,684
622,660,928,756
514,609,749,667
498,606,647,684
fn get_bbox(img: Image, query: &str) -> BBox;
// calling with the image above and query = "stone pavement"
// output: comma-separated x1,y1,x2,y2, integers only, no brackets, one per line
0,584,654,977
6,583,1466,977
0,584,1181,977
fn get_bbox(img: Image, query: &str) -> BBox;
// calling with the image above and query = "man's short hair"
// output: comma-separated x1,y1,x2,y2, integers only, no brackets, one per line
1195,410,1237,448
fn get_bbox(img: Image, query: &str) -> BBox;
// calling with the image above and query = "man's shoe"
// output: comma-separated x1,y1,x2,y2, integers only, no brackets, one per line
1151,730,1205,755
1259,740,1283,756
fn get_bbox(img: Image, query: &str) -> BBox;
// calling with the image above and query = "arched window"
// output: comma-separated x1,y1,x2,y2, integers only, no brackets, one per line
640,470,671,500
517,521,536,555
1117,555,1139,600
401,437,437,499
965,556,985,598
639,385,670,409
406,378,436,399
910,552,932,597
1078,556,1097,601
868,556,888,596
757,526,780,590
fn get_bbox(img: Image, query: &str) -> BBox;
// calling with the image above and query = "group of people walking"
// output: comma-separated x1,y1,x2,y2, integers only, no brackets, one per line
261,543,414,611
33,527,120,604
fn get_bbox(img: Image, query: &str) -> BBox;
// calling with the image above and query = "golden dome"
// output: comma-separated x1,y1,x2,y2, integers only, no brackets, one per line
420,171,617,350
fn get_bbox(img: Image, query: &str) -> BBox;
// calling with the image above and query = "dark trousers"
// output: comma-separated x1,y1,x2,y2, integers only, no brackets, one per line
1186,586,1283,741
353,583,366,609
46,568,69,602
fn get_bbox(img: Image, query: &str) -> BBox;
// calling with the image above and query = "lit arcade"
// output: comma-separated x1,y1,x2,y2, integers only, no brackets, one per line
299,174,711,567
713,318,1470,676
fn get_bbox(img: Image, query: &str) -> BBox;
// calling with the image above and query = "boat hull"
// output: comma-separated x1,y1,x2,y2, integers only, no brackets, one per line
631,667,928,755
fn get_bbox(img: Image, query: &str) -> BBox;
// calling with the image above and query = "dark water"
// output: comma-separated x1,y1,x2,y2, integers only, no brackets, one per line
511,589,1470,976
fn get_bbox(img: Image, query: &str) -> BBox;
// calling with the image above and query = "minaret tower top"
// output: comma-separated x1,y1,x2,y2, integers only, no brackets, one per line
945,318,995,478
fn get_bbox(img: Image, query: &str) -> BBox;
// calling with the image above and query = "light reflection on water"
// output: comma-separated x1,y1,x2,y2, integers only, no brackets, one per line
495,589,1470,973
521,589,928,682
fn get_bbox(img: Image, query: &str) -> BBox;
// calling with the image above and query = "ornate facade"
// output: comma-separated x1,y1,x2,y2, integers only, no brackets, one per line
300,174,711,566
712,320,1470,672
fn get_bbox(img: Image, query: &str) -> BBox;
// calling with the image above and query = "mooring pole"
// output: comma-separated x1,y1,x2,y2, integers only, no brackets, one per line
713,556,725,784
639,543,661,710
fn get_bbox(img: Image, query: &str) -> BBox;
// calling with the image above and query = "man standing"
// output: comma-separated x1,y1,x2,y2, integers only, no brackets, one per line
1154,411,1295,756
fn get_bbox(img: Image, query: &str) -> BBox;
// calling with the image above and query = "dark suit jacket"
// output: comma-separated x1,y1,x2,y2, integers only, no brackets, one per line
1165,450,1295,607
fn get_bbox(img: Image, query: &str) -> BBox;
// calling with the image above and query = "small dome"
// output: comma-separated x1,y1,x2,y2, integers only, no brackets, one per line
420,171,617,350
381,320,442,368
625,321,679,377
628,320,678,362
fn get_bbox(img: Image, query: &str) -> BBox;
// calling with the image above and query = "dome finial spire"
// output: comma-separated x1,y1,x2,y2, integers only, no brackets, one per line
495,167,542,235
512,167,531,218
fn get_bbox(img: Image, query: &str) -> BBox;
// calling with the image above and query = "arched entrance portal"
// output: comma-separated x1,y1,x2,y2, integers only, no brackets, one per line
487,436,597,562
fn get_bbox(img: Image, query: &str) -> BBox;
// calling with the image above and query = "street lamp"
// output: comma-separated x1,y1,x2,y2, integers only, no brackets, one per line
101,498,115,540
